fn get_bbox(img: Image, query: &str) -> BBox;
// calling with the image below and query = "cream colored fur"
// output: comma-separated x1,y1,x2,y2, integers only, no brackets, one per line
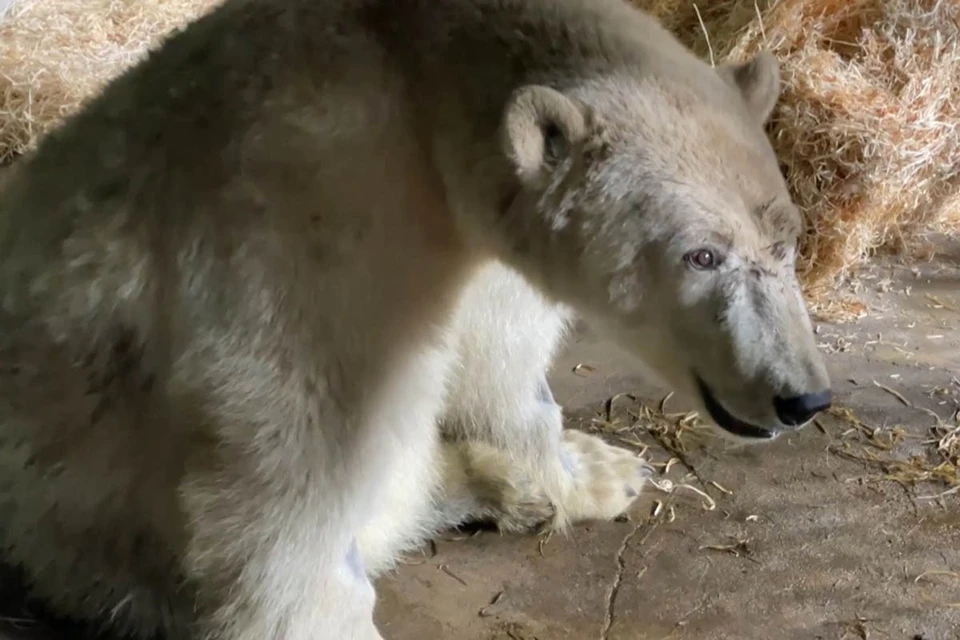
0,0,830,639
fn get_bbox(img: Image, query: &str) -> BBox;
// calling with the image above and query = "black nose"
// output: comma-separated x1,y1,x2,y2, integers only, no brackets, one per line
774,390,832,426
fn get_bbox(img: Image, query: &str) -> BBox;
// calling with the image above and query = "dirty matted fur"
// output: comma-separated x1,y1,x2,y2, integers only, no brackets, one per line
0,0,831,638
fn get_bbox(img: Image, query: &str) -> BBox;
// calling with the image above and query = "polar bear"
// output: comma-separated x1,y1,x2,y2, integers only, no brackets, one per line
0,0,832,638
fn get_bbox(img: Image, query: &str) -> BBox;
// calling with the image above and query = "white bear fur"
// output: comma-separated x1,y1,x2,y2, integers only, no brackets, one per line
0,0,830,638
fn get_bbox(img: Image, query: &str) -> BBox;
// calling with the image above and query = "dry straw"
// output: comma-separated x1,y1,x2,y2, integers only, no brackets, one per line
2,0,959,316
636,0,960,318
0,0,221,162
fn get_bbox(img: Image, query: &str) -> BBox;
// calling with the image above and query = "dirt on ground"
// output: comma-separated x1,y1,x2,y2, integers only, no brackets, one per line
375,254,960,640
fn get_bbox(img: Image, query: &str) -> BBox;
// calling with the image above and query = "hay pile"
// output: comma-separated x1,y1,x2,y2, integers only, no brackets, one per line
635,0,960,317
2,0,960,315
0,0,222,164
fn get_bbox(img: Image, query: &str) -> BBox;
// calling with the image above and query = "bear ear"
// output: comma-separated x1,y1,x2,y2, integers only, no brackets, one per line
501,85,587,187
718,50,782,124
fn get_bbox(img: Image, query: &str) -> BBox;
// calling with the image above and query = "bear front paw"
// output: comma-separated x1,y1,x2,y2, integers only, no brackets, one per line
557,429,652,523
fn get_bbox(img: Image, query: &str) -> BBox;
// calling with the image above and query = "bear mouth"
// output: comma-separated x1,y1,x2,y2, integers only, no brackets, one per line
695,376,776,440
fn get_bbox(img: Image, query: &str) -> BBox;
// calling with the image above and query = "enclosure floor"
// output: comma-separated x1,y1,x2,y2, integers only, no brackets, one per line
375,255,960,640
1,256,959,640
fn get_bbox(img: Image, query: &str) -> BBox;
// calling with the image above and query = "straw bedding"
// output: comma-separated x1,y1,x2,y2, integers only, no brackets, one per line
635,0,960,317
0,0,222,163
2,0,959,317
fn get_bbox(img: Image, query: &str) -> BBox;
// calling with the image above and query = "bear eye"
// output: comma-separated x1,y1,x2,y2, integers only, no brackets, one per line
685,248,720,270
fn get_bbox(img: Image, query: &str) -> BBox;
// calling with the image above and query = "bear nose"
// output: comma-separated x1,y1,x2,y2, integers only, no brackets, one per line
774,390,832,426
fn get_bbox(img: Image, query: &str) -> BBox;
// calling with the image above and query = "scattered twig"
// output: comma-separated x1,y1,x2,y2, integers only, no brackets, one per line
478,589,506,617
914,570,960,583
438,564,468,587
709,480,733,496
872,380,912,407
572,363,596,377
699,536,753,559
650,478,716,511
916,484,960,500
